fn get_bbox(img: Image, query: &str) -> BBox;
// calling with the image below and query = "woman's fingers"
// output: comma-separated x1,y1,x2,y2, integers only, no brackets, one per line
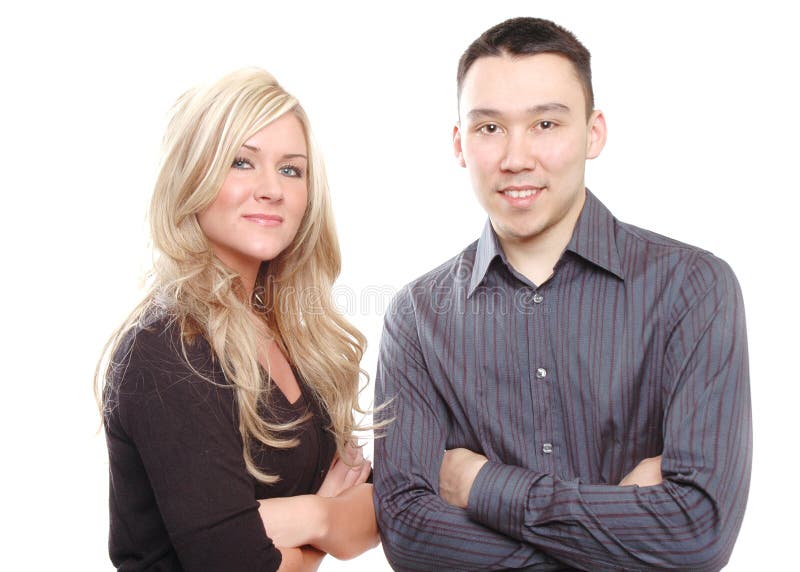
344,441,363,464
317,442,370,497
356,457,372,484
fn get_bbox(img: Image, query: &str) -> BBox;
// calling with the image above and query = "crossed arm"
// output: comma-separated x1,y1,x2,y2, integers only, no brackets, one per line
439,450,664,510
113,333,378,572
374,258,751,571
260,444,379,570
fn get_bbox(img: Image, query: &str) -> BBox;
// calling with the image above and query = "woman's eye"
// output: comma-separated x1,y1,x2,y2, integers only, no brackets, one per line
279,165,302,177
232,157,253,169
479,123,501,134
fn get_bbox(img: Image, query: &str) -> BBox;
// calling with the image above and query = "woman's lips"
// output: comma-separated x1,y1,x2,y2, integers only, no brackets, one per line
242,213,283,226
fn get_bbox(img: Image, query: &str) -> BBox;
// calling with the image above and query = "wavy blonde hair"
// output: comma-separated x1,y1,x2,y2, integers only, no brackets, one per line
97,68,367,483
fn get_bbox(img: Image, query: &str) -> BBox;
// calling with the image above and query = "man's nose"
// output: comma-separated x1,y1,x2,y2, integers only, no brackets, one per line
499,132,536,173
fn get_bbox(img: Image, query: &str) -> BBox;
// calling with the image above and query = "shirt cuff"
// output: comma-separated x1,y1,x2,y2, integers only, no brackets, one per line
466,461,537,537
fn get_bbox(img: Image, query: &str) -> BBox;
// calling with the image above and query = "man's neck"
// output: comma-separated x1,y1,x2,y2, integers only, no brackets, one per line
497,192,585,287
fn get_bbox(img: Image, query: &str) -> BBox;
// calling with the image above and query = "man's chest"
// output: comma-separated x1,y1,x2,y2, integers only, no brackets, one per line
420,277,669,481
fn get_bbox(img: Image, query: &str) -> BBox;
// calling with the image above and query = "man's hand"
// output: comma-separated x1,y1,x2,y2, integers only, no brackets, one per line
439,448,488,509
619,455,663,487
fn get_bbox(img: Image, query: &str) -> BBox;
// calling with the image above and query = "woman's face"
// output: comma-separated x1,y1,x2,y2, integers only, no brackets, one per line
197,113,309,284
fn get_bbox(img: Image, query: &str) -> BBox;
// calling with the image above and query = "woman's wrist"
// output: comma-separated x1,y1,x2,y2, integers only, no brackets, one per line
307,494,331,545
259,494,330,548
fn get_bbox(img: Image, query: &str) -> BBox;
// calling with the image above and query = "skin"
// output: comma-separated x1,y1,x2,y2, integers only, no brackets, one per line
260,450,378,560
618,455,664,487
454,52,606,286
440,53,662,509
198,113,309,413
197,112,309,293
197,113,378,569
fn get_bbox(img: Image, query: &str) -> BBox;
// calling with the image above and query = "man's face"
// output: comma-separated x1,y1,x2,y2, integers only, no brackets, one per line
455,53,606,248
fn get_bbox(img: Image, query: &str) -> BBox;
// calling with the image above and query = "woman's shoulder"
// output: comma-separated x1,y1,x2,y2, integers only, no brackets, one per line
105,311,222,415
113,313,197,369
120,306,216,363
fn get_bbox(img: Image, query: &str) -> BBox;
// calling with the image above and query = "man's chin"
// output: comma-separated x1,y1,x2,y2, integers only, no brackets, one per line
494,221,547,244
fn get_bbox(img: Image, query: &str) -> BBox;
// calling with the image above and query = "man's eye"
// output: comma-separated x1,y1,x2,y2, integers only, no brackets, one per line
479,123,501,134
538,121,555,130
232,157,253,169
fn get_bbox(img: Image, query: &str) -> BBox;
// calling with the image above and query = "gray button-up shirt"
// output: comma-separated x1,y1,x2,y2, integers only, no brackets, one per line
374,190,751,571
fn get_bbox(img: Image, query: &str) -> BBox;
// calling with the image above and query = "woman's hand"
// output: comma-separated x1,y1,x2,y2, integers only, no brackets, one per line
259,442,370,550
316,442,371,498
259,485,378,561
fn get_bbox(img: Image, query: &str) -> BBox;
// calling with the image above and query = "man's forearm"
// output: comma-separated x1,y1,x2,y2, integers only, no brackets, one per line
464,459,744,572
375,450,561,571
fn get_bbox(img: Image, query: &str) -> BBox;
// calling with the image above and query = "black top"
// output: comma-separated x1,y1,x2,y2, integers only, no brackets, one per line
104,316,336,571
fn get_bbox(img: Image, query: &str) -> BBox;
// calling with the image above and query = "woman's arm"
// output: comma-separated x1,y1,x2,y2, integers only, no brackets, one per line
259,447,378,560
314,483,380,559
277,546,325,572
259,485,379,560
108,329,285,571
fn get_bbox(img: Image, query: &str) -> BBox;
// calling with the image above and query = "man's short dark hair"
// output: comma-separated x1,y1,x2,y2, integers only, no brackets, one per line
457,17,594,117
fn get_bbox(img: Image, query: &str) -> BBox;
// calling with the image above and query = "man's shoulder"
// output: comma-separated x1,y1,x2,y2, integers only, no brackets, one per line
617,218,726,267
615,216,703,252
615,218,739,296
387,239,479,315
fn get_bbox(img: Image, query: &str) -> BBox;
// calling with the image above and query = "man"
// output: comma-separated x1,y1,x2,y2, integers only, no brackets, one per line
373,17,751,572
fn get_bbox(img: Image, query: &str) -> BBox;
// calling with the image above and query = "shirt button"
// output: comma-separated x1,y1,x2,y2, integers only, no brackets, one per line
542,443,553,454
532,292,544,304
536,367,547,379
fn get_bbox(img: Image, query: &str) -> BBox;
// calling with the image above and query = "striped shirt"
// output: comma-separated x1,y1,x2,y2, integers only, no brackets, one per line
374,190,751,571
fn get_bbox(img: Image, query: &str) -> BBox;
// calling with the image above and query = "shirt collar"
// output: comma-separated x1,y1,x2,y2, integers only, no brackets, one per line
566,189,624,281
467,189,624,297
468,220,506,297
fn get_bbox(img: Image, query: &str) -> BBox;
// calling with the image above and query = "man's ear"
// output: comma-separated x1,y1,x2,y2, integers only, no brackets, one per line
586,110,607,160
453,123,466,167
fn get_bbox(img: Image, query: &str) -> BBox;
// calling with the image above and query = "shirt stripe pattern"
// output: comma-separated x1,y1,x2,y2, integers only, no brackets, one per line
374,191,751,571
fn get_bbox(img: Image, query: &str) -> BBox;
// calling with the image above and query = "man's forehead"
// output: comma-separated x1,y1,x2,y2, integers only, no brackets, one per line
459,53,587,114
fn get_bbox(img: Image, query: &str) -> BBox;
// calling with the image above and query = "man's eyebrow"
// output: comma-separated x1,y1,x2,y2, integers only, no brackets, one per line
465,103,571,121
528,103,571,114
465,108,502,121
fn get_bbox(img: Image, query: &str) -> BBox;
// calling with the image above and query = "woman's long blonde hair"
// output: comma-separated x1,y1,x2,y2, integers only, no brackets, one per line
97,68,367,483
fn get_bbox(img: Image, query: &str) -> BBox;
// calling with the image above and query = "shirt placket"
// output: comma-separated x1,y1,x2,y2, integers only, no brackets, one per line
529,278,558,474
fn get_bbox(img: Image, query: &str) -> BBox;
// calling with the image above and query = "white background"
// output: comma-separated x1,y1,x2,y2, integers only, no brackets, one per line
1,1,797,570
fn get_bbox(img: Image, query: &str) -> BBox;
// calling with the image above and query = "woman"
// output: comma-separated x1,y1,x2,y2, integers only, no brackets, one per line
97,68,378,571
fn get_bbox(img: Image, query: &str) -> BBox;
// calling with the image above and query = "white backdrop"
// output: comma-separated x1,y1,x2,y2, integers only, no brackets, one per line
1,1,797,569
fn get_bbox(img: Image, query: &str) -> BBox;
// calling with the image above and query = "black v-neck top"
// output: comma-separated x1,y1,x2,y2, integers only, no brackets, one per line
103,316,336,571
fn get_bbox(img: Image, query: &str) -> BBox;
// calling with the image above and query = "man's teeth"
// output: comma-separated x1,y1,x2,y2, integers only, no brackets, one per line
504,189,537,198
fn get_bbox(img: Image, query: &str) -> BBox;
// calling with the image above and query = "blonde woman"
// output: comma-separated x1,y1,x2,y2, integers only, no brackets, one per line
98,69,378,571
